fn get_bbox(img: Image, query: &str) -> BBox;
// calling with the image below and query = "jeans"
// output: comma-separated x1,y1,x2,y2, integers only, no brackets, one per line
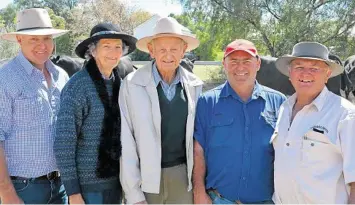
208,190,274,204
82,189,122,204
12,177,67,204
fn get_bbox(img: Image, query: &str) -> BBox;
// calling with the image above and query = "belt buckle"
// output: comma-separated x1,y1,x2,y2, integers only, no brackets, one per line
46,171,59,180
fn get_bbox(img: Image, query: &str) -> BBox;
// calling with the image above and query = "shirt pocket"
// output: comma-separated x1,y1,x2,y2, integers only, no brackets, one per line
209,117,234,147
13,92,47,126
301,130,334,170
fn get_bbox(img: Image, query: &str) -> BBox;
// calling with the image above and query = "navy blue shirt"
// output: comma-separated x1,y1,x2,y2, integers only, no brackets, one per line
194,81,286,203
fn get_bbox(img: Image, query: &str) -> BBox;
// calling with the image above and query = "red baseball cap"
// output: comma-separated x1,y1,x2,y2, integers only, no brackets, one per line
224,39,258,59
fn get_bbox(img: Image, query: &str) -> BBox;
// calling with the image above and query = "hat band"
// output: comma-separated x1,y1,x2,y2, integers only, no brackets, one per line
293,54,328,60
17,26,53,32
92,31,122,37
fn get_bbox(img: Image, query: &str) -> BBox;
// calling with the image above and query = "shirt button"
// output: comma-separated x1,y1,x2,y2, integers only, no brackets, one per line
242,177,246,180
286,143,290,146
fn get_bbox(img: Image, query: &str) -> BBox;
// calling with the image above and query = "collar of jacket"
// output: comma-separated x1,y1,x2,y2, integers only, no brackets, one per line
129,61,203,87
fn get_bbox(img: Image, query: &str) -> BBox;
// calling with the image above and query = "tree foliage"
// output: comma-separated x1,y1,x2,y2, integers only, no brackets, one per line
179,0,355,59
0,0,152,58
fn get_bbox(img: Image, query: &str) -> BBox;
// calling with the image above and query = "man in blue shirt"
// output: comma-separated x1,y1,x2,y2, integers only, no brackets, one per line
193,39,286,204
0,8,69,204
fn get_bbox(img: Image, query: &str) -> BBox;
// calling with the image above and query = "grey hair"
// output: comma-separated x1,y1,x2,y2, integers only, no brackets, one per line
84,40,129,60
84,42,97,60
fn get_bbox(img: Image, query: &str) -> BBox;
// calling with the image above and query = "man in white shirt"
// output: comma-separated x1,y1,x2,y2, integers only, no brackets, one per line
272,42,355,204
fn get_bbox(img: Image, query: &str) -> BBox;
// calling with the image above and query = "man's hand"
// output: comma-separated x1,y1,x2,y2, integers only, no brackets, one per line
69,193,85,204
193,190,212,204
1,191,24,204
134,200,148,204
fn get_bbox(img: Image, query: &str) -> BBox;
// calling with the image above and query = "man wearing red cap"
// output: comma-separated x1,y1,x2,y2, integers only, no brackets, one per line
193,39,286,204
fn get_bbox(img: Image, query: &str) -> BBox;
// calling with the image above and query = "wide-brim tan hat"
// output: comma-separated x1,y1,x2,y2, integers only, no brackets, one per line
136,17,199,53
275,42,344,78
0,8,69,42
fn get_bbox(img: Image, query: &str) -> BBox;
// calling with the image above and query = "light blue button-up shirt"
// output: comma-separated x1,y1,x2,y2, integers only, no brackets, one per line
152,63,181,101
0,52,69,177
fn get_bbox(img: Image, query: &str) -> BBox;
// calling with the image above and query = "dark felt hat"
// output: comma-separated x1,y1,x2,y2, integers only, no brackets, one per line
75,22,137,59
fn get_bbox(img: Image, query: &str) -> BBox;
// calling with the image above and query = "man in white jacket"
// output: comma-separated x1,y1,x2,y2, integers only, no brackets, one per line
119,17,203,204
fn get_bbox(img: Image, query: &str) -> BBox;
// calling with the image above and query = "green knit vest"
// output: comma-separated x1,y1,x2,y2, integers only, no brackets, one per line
157,83,188,168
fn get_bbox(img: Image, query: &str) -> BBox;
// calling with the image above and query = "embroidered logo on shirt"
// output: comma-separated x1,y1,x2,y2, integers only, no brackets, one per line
311,125,328,134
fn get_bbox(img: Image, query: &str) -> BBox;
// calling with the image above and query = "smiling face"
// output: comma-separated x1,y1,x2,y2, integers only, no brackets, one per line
289,58,332,98
93,38,123,70
147,37,187,73
223,50,261,89
16,34,54,69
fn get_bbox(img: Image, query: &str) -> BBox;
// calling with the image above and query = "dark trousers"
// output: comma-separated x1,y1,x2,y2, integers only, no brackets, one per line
208,190,274,204
82,189,122,204
11,177,67,204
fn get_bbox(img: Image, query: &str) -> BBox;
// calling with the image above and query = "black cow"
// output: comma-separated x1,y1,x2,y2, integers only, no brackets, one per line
50,55,139,79
50,55,82,77
257,55,352,97
51,55,195,78
257,56,294,96
344,55,355,98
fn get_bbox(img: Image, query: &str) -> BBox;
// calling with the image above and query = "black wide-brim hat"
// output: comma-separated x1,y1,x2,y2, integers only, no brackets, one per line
75,22,137,59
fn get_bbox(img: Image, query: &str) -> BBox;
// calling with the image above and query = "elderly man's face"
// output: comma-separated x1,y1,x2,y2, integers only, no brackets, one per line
148,37,187,72
93,39,123,70
16,35,54,68
223,50,260,88
289,59,332,97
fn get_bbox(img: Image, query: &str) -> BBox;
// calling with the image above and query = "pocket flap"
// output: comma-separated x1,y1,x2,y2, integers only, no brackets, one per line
304,130,330,144
211,117,234,127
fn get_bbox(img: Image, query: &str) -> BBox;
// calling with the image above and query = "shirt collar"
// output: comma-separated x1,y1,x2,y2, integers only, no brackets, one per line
17,51,58,78
220,81,266,101
102,72,115,81
287,86,329,112
152,62,181,87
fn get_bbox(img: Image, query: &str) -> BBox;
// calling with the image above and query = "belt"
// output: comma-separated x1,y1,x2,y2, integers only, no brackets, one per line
207,188,243,204
10,171,60,181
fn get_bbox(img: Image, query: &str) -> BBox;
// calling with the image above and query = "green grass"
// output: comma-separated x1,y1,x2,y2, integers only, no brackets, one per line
194,65,221,81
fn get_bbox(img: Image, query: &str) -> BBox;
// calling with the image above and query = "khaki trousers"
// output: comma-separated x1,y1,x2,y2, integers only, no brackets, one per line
144,163,193,204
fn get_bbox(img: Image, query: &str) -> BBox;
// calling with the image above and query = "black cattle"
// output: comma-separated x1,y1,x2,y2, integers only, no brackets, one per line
257,55,351,97
50,55,138,79
344,55,355,98
257,56,294,96
51,55,195,78
180,58,195,73
50,55,82,77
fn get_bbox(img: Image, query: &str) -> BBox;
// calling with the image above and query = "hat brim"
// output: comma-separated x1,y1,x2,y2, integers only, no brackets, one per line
136,33,200,53
275,55,344,78
224,49,257,58
75,33,137,59
0,28,69,41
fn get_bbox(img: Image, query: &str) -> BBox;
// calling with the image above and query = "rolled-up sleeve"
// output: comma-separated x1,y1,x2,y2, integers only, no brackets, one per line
0,85,12,141
119,79,145,204
339,112,355,184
